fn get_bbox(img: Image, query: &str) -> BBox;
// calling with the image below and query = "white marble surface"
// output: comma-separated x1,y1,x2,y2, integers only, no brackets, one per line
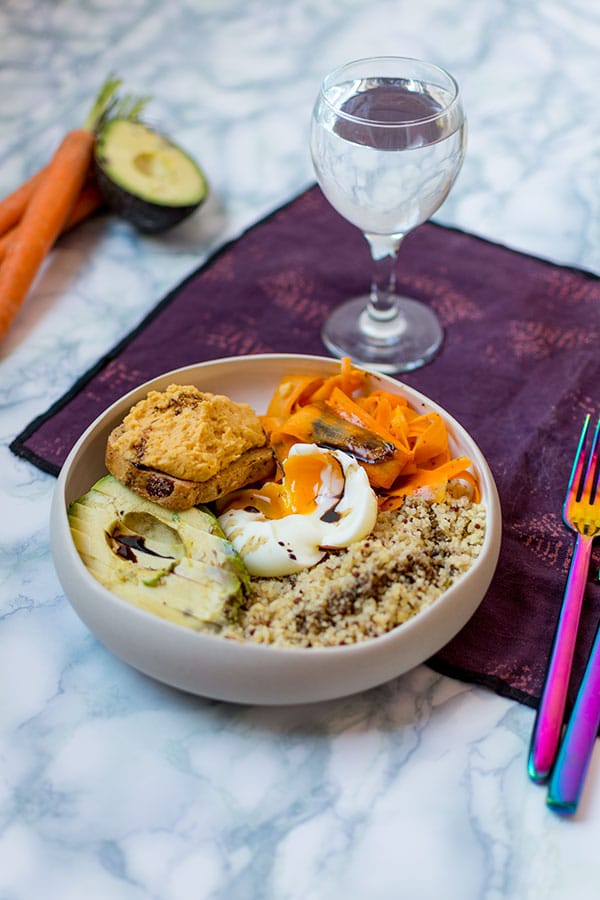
1,1,599,897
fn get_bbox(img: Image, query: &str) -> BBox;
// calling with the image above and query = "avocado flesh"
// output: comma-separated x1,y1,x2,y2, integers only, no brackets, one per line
94,119,208,232
68,475,247,630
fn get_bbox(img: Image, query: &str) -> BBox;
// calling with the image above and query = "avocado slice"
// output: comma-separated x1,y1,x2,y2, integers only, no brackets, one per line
94,119,208,232
68,475,248,631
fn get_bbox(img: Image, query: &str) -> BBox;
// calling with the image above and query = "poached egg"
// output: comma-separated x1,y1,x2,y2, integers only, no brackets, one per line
217,443,378,577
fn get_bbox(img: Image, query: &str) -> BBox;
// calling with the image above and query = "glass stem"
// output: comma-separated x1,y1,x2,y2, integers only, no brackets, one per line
364,233,404,322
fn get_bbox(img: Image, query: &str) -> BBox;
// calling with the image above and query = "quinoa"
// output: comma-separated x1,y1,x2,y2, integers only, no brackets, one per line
222,487,486,648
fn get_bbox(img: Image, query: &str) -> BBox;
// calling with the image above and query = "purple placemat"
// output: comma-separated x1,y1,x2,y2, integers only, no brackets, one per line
12,184,600,710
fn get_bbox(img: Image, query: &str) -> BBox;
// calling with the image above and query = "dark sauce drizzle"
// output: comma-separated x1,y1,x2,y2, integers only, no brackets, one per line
109,532,175,563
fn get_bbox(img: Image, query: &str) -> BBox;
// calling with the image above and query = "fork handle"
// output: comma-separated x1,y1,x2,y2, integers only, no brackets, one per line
528,533,593,782
546,611,600,813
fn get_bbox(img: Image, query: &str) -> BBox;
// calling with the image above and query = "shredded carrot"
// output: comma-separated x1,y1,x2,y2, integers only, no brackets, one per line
379,456,477,510
409,413,450,466
326,386,397,443
309,367,366,403
264,358,481,504
266,374,324,418
0,179,103,265
360,452,412,490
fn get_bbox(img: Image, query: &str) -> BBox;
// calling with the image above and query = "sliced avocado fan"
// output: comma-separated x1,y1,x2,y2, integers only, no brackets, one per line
68,475,248,631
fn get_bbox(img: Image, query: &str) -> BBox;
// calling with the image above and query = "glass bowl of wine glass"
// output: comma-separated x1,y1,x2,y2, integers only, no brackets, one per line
310,56,467,373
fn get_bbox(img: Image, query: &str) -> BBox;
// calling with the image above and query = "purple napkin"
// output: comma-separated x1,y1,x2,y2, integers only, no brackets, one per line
12,185,600,710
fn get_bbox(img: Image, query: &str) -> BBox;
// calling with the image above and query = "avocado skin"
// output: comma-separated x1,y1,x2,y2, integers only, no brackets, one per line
94,120,208,233
68,475,248,631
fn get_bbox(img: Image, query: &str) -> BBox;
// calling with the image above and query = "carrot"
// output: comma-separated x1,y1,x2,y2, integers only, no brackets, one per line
309,366,366,403
379,456,480,509
0,76,144,343
264,358,482,503
0,179,103,265
327,385,397,443
0,167,48,236
0,130,97,340
408,413,450,466
265,373,325,418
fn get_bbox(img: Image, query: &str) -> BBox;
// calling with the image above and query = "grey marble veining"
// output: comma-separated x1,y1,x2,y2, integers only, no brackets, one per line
1,1,600,898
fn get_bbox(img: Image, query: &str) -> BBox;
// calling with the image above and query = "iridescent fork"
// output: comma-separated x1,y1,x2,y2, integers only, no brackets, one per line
547,416,600,813
528,414,600,785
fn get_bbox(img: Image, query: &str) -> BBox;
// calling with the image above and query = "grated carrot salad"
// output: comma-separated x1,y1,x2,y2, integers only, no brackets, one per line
261,357,480,509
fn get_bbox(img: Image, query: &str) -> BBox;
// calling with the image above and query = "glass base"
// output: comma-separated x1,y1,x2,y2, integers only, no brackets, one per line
321,295,443,374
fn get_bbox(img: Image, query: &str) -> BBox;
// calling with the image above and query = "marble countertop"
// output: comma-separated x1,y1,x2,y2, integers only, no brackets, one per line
1,1,599,897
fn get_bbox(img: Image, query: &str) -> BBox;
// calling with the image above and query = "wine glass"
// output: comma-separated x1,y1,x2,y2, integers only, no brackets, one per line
310,56,467,373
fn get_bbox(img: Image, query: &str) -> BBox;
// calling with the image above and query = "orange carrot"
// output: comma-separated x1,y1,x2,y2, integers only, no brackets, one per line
0,129,97,340
0,179,103,265
266,373,325,417
327,386,397,443
0,76,142,342
379,456,479,509
409,413,450,466
0,167,49,236
264,358,482,503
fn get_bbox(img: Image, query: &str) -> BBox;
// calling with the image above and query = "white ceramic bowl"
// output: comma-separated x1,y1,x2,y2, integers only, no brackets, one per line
50,353,501,705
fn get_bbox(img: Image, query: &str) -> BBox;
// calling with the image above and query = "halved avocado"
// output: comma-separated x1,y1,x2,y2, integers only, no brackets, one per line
68,475,248,631
94,119,208,232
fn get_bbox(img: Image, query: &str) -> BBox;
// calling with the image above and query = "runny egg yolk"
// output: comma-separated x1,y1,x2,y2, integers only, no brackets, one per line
222,451,346,520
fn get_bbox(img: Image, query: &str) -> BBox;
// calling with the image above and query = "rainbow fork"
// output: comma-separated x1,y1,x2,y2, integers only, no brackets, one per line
528,415,600,789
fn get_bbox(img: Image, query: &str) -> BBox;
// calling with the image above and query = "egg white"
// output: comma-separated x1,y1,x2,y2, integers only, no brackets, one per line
217,443,378,577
